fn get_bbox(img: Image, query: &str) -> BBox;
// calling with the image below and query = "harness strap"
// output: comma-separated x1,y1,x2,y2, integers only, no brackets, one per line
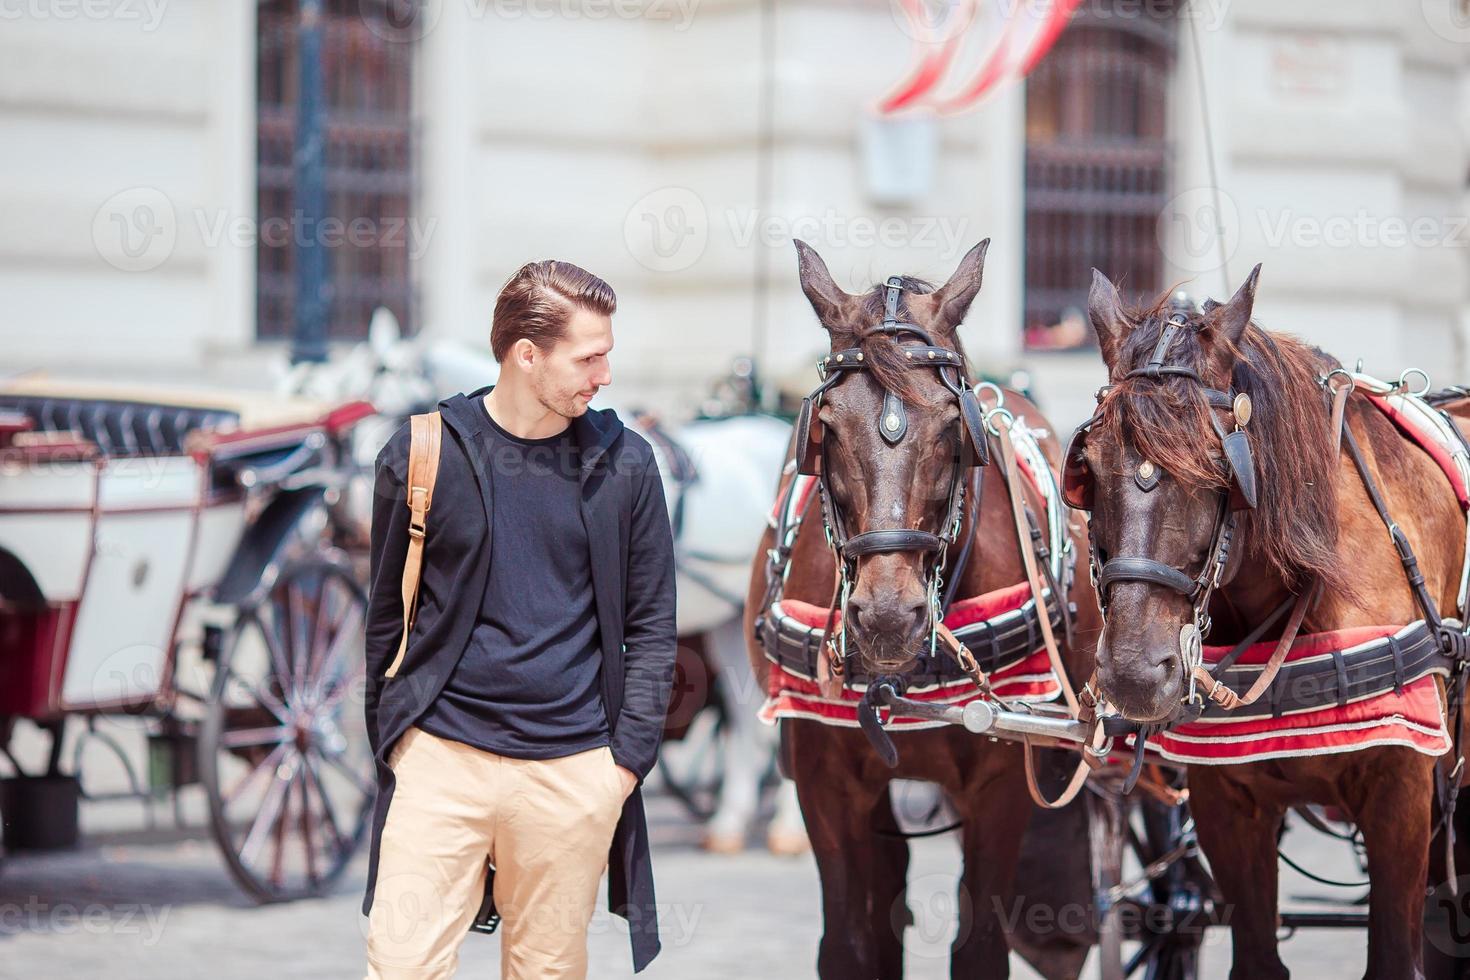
1190,381,1352,711
996,429,1098,808
1098,558,1199,598
1341,420,1445,631
939,465,983,616
814,572,845,699
1194,585,1317,712
998,429,1078,714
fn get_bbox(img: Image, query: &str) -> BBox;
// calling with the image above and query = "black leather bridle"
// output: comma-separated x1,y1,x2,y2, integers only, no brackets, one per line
795,276,991,665
1063,299,1258,705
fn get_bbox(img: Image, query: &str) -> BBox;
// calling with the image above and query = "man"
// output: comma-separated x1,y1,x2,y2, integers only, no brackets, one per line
361,259,677,978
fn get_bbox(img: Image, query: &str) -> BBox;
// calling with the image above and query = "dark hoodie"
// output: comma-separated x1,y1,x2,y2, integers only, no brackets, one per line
360,384,677,972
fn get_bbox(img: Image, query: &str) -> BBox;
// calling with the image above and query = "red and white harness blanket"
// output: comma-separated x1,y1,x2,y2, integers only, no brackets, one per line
1154,375,1470,765
1153,625,1452,764
758,420,1068,729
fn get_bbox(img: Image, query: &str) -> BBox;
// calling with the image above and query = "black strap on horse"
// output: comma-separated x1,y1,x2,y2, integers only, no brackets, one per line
1336,397,1470,888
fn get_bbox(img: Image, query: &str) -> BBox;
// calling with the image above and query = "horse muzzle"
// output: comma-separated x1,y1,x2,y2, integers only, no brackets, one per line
1095,623,1190,724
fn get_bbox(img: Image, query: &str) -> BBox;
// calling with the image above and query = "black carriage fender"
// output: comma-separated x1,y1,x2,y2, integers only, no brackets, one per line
212,485,330,606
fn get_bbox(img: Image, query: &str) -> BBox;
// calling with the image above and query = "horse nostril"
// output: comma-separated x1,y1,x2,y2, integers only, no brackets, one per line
849,596,928,638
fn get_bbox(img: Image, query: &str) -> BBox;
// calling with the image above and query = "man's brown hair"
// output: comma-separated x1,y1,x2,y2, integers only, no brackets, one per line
490,260,617,363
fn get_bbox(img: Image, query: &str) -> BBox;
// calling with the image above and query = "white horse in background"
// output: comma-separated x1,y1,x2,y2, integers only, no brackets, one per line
285,310,807,854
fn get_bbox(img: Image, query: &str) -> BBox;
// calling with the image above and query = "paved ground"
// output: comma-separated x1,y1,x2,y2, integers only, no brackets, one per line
0,771,1379,979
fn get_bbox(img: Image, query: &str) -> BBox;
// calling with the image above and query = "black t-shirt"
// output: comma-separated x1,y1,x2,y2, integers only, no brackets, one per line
415,398,609,759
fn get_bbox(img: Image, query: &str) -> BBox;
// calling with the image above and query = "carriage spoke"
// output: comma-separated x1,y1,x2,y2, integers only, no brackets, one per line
256,608,297,709
218,725,293,750
222,741,290,809
301,748,348,855
298,766,319,886
319,748,376,799
223,661,293,725
305,573,336,687
239,751,298,869
269,760,294,890
286,579,312,700
307,606,365,707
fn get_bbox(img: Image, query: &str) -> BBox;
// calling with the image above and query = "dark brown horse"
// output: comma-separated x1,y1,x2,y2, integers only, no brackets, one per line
1077,264,1470,979
742,240,1102,978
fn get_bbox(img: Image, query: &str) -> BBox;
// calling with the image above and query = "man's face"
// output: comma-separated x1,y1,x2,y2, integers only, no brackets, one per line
528,306,614,418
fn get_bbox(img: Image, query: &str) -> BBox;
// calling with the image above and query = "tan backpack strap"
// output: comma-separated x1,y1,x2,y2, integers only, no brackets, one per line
384,411,442,679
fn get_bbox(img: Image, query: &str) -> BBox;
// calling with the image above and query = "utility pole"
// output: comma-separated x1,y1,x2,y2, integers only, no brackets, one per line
291,0,329,364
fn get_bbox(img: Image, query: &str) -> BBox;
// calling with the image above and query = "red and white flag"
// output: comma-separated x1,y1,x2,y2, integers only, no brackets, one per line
879,0,1082,115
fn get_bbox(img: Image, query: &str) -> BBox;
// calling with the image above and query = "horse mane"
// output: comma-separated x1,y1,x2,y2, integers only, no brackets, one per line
1096,293,1353,596
823,276,969,408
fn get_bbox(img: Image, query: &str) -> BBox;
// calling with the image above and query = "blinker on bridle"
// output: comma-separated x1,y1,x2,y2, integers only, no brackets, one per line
1062,297,1260,708
794,276,992,667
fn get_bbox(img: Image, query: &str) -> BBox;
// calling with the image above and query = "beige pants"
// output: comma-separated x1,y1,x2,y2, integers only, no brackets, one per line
364,726,626,979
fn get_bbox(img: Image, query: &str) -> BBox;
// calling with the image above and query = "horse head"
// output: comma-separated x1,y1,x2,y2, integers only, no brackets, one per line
1071,264,1345,724
794,238,990,679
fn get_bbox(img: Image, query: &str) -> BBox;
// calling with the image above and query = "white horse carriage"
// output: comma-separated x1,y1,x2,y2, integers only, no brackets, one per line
0,375,378,901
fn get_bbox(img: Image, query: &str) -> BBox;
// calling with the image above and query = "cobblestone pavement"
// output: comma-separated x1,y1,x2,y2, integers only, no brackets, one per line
0,778,1380,979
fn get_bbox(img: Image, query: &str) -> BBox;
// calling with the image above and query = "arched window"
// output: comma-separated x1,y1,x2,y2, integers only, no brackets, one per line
256,0,417,341
1023,2,1176,350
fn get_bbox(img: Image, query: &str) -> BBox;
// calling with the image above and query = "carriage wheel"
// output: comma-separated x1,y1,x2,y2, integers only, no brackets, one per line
1088,783,1208,980
199,557,372,903
1087,786,1129,980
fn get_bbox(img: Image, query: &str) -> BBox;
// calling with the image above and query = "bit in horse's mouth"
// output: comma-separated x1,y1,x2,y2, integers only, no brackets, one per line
867,656,917,674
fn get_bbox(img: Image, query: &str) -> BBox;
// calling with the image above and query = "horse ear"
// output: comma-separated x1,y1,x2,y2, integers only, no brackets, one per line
795,240,849,330
1210,264,1260,347
932,239,989,331
1088,269,1130,372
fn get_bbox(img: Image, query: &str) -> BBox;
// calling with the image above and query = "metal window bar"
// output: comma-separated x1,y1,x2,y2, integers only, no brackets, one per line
256,0,418,342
